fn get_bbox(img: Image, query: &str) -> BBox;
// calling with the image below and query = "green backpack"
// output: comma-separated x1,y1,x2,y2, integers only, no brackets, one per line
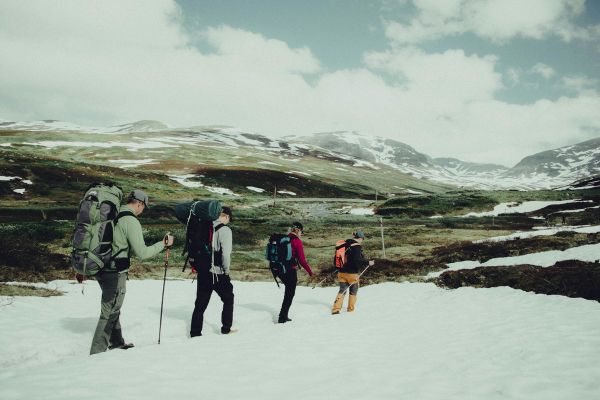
71,183,124,276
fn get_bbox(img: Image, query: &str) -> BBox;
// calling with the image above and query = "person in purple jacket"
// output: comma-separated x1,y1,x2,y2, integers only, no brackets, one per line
276,222,315,323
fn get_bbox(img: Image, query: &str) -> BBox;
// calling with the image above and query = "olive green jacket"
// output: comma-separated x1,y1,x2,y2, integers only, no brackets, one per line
110,205,164,272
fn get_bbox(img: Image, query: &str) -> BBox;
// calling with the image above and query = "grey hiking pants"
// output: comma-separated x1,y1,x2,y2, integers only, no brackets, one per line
90,271,127,355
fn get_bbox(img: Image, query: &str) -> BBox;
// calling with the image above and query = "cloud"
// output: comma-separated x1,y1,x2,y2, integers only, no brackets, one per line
561,75,600,94
385,0,599,44
0,0,599,167
531,63,556,79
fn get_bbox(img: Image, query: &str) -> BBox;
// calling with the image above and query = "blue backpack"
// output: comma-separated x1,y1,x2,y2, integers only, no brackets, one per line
266,234,293,275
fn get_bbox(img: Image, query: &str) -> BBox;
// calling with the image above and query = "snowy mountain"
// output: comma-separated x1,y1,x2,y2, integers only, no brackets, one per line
0,119,170,134
295,131,600,190
1,119,599,191
506,138,600,186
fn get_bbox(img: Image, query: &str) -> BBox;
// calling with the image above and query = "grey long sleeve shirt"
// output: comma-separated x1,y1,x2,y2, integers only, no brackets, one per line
209,221,232,275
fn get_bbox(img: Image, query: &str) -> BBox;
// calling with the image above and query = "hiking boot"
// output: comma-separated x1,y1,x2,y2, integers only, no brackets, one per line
109,342,134,350
222,328,238,334
332,311,340,315
278,317,292,323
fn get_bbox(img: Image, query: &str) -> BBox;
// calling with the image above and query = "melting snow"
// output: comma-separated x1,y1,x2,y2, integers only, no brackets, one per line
169,175,204,189
23,141,177,150
462,200,591,217
246,186,266,193
476,225,600,243
206,186,237,196
109,159,156,168
349,208,375,216
352,160,380,170
428,242,600,278
169,175,237,196
278,190,297,196
13,188,25,194
287,170,311,176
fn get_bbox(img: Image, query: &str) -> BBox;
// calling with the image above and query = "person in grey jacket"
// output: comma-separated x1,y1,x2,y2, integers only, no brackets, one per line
190,207,235,336
90,189,174,355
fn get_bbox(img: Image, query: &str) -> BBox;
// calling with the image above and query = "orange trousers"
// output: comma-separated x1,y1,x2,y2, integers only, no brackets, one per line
332,272,359,313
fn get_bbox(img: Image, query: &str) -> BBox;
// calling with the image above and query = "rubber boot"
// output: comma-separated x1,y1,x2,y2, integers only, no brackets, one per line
347,294,357,312
332,293,345,314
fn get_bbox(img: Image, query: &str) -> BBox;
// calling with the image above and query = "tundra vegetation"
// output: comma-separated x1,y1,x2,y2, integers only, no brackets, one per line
1,133,600,301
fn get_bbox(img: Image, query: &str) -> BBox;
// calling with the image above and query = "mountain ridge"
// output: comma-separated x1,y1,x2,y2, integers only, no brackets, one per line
1,118,598,190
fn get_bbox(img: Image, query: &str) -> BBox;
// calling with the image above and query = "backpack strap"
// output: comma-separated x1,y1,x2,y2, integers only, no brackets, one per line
115,210,135,224
111,210,136,264
214,223,225,232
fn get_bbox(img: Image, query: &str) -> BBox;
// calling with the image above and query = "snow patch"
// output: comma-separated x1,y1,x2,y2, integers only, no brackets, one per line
428,242,600,278
246,186,266,193
462,200,591,217
287,170,311,176
278,190,297,196
109,159,156,168
476,225,600,243
169,174,204,188
169,175,237,196
349,208,375,216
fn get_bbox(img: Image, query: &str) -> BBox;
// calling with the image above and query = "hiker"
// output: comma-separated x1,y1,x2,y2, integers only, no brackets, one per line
89,190,174,355
190,206,235,336
276,222,314,323
331,230,374,314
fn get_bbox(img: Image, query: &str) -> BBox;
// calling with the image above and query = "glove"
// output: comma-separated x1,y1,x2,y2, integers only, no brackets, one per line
191,266,197,274
75,273,84,283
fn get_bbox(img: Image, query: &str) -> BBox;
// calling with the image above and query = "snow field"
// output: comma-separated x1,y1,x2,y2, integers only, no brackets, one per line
1,280,600,399
428,242,600,278
462,200,592,218
477,224,600,243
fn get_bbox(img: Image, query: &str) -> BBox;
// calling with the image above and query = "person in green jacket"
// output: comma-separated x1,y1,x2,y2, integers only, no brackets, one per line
90,189,174,355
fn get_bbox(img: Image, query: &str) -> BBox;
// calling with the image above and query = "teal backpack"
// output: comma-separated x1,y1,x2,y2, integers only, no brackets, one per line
71,183,124,276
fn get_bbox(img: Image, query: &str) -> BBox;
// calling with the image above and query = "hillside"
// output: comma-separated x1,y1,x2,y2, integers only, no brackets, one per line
1,119,599,191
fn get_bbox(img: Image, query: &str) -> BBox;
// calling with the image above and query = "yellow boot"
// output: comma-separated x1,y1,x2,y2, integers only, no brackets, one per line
332,294,345,314
347,294,357,312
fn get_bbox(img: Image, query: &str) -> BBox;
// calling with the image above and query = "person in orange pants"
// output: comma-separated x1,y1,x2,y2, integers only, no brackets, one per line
332,231,374,314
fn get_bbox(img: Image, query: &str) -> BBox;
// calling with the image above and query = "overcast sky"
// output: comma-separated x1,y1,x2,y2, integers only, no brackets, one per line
1,0,599,166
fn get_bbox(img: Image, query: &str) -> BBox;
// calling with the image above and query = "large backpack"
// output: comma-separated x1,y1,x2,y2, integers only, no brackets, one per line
266,234,294,275
176,200,222,271
334,239,353,269
71,183,124,276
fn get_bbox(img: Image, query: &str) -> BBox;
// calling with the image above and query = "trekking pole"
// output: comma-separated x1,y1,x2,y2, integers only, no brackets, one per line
340,262,374,296
158,233,171,345
379,217,386,258
311,269,338,289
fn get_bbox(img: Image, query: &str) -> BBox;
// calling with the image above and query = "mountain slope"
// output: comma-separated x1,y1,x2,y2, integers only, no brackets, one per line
506,138,600,185
1,119,598,191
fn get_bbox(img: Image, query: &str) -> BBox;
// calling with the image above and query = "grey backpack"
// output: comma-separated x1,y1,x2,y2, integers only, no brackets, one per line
71,183,124,276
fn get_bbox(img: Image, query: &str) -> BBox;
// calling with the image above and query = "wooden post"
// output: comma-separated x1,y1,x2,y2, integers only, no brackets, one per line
380,216,386,258
375,189,378,203
273,186,277,207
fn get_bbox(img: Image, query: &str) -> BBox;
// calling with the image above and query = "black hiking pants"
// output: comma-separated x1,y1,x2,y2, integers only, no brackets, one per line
190,268,234,336
277,268,297,321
